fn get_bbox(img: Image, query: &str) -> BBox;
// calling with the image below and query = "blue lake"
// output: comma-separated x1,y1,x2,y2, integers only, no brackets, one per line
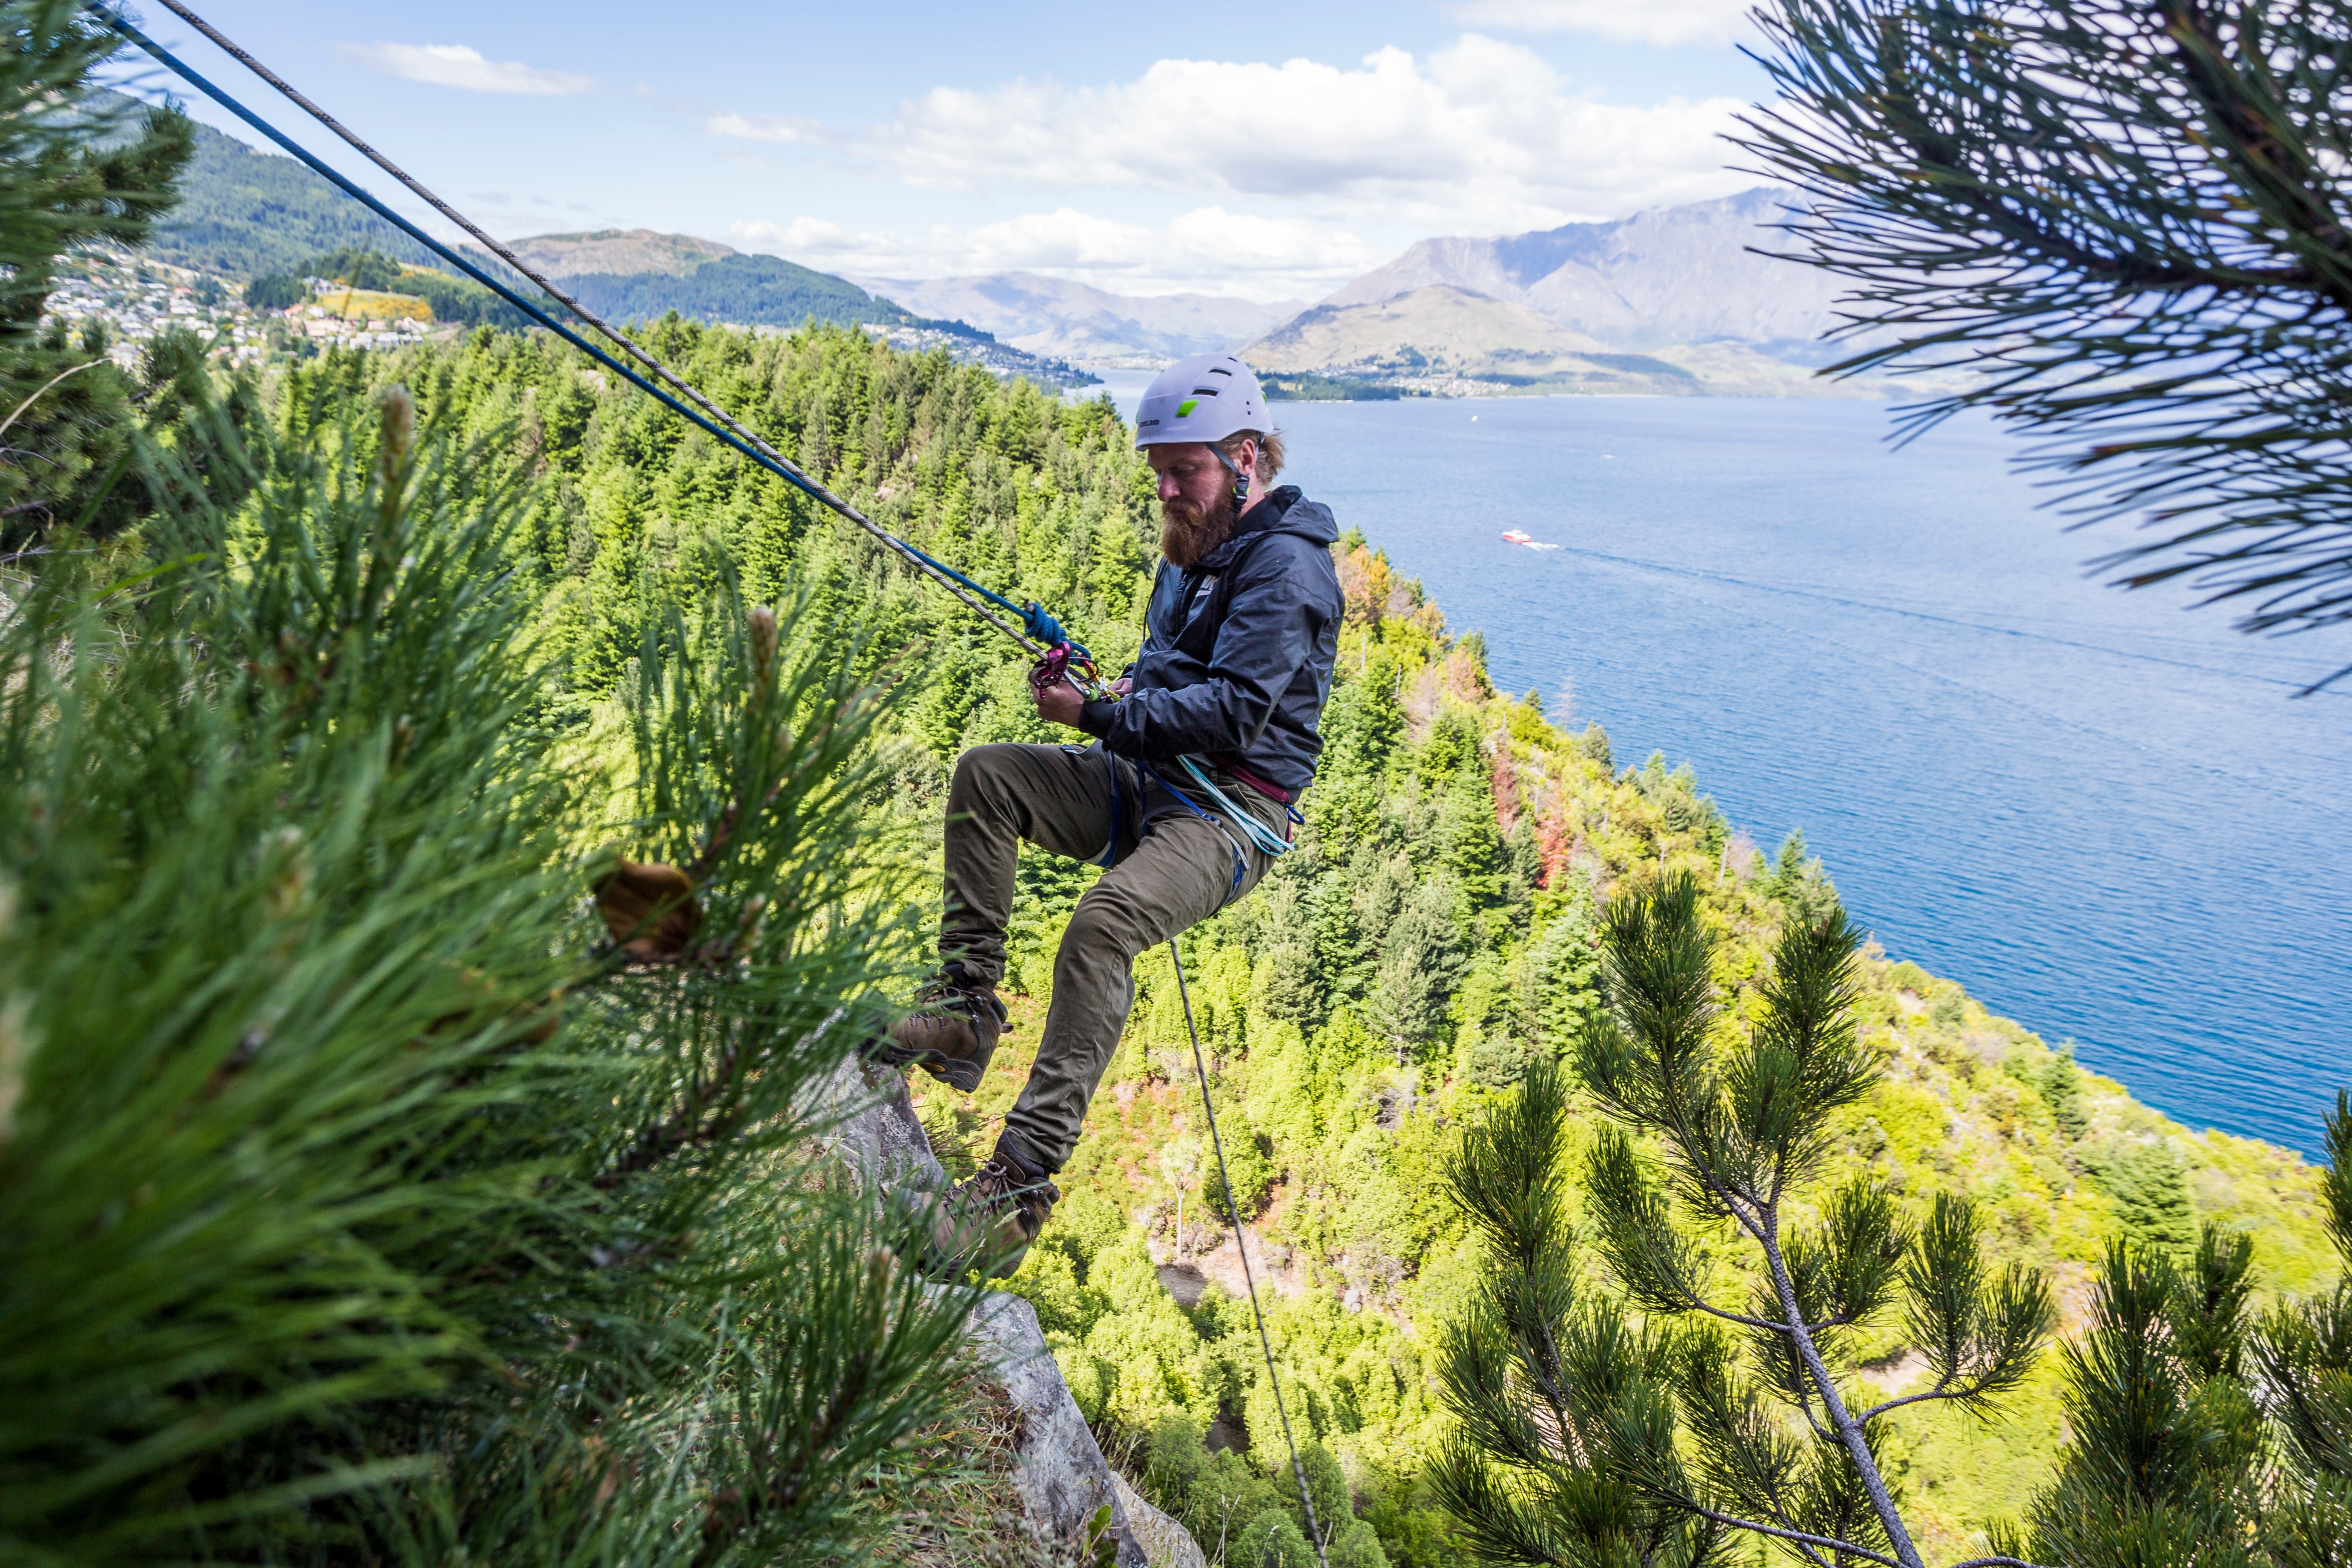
1108,381,2350,1157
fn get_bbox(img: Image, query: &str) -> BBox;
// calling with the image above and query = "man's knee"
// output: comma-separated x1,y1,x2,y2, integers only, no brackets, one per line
949,743,1029,814
1059,887,1149,969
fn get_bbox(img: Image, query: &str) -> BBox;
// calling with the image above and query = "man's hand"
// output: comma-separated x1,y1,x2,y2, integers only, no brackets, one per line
1033,676,1086,729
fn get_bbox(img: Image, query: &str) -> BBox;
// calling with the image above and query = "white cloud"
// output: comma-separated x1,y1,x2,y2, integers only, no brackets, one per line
1446,0,1755,45
706,35,1747,235
348,43,592,96
701,110,821,144
730,207,1381,299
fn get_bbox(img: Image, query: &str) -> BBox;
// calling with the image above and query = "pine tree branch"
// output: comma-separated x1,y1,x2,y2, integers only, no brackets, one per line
592,1032,746,1190
1673,1495,1895,1568
1758,1225,1929,1568
1857,1379,1956,1422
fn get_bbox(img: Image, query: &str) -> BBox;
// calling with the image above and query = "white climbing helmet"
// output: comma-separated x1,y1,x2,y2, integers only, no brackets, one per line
1133,352,1268,449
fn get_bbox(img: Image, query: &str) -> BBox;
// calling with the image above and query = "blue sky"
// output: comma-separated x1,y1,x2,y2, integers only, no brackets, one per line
110,0,1775,300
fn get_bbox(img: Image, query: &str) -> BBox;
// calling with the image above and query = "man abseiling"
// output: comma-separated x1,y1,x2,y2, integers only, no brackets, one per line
881,352,1344,1277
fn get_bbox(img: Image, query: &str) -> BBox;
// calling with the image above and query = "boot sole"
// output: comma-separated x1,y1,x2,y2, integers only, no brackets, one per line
867,1038,985,1094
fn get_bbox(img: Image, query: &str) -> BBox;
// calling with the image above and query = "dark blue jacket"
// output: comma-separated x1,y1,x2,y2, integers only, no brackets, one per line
1077,485,1343,796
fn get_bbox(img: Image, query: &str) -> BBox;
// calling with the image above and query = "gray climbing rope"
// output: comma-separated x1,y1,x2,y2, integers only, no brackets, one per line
1169,939,1331,1568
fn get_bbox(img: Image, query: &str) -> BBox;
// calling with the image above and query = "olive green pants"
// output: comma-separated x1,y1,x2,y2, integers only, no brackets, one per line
940,742,1287,1172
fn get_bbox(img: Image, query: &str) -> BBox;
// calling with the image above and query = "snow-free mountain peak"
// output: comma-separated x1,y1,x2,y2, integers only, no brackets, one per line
855,270,1306,368
503,228,736,279
1318,186,1849,357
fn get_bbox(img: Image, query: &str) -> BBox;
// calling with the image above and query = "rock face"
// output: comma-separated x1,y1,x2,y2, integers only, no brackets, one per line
815,1057,1204,1568
965,1292,1207,1568
811,1054,950,1195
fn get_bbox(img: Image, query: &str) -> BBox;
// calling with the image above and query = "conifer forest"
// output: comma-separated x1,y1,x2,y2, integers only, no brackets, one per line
9,5,2352,1565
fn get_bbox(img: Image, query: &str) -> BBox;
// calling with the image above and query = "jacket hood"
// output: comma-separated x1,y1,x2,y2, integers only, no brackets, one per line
1201,486,1338,569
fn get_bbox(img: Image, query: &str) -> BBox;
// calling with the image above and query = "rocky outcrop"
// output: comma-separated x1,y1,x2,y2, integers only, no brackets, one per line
811,1053,950,1195
965,1292,1207,1568
815,1057,1204,1568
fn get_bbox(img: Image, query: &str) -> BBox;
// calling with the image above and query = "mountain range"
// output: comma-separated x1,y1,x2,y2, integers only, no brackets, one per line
872,190,1885,397
109,81,1873,398
1236,187,1899,398
1319,187,1848,357
851,272,1305,368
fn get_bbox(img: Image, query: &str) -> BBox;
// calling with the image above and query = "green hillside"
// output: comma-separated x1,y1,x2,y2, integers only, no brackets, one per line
94,91,436,278
29,44,2345,1568
266,322,2333,1565
561,252,914,329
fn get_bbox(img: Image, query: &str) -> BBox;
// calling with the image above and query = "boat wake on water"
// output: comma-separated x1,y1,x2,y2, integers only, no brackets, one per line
1501,529,1561,551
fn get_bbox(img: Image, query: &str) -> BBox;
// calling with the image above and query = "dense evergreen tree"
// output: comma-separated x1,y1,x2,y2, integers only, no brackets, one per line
0,2,242,548
2044,1047,2092,1141
2248,1095,2352,1563
1763,826,1842,925
2015,1230,2265,1566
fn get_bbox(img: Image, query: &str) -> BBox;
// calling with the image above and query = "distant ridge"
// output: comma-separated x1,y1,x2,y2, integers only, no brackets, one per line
1248,284,1700,396
1242,187,1916,397
552,252,918,331
857,271,1305,367
1319,187,1850,358
505,228,734,279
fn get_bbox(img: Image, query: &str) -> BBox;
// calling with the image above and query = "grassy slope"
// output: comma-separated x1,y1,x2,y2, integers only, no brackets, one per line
917,552,2331,1562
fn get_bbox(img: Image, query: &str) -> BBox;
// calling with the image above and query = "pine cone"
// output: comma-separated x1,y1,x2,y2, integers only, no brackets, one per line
593,859,702,961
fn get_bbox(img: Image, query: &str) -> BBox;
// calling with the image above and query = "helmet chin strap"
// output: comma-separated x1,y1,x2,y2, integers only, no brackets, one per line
1207,440,1253,506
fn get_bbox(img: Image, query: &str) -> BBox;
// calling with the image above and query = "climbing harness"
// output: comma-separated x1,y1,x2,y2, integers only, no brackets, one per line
1177,756,1298,857
94,11,1328,1552
91,0,1104,694
1169,939,1330,1568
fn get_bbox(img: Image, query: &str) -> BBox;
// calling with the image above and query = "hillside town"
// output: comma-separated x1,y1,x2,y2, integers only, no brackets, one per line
44,251,437,367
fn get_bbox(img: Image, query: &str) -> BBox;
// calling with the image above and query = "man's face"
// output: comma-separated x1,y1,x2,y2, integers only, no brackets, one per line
1149,442,1240,568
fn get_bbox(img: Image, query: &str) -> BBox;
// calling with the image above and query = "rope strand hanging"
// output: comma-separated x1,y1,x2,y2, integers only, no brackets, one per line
1170,939,1332,1568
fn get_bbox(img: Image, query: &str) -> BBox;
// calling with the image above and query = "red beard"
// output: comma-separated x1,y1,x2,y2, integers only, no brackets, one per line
1159,488,1235,568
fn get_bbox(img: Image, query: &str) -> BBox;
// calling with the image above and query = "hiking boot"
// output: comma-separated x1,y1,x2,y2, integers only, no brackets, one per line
912,1141,1059,1280
877,966,1006,1093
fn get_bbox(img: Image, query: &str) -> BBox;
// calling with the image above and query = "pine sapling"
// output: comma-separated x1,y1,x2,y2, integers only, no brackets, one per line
1444,872,2054,1568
